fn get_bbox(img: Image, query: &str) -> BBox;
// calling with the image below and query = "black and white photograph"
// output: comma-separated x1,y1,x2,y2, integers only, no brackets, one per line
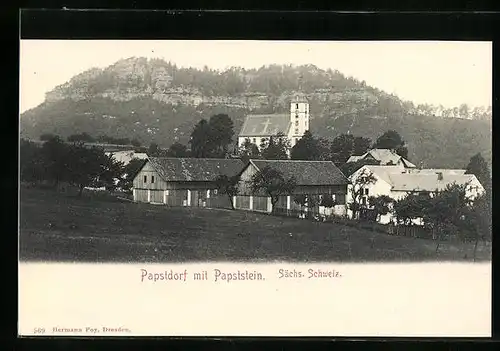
19,40,492,264
18,37,492,337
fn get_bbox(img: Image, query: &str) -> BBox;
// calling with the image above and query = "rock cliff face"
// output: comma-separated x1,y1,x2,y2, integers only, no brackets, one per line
43,57,381,112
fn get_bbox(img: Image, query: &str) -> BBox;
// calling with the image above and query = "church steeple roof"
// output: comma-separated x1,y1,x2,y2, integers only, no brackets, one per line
292,74,308,103
292,91,308,103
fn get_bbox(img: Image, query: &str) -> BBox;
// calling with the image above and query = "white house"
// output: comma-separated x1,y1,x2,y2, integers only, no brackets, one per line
237,92,310,151
105,150,148,165
347,165,484,224
347,148,417,168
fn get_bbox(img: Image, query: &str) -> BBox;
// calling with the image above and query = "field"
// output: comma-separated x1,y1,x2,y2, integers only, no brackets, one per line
19,186,491,263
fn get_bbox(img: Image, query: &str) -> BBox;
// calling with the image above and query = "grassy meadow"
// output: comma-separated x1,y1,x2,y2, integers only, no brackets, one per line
19,186,491,263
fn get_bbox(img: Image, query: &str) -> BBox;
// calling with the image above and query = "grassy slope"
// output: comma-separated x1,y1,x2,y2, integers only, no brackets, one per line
19,187,491,263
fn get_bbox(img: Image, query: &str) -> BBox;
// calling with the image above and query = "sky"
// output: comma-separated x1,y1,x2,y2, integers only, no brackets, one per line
19,40,492,113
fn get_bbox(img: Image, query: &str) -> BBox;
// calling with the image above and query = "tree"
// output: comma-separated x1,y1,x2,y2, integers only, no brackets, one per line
96,154,124,192
305,194,321,218
348,168,377,220
148,142,160,157
353,136,371,156
65,144,107,197
20,139,45,184
420,184,473,251
320,193,336,208
320,193,337,218
250,166,296,213
41,135,70,187
459,103,470,119
131,139,142,147
208,114,234,157
393,192,432,226
167,142,190,157
317,138,332,161
238,139,260,164
214,174,240,210
293,194,307,213
465,153,491,191
188,114,235,158
330,134,355,165
329,134,371,165
40,133,56,141
373,130,408,159
467,193,492,261
290,130,320,160
67,132,95,143
189,119,213,158
368,195,394,222
260,132,289,160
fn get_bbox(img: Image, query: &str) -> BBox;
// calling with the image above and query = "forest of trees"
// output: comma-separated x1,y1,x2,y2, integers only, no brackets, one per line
20,136,145,196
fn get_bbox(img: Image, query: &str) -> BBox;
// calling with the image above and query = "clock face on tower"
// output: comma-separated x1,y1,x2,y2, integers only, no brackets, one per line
290,95,309,138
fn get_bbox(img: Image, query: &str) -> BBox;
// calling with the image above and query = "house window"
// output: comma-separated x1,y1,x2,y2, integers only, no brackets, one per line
361,197,367,205
296,103,299,109
252,138,256,144
295,121,299,126
144,175,147,183
295,128,299,134
364,188,369,195
151,175,155,184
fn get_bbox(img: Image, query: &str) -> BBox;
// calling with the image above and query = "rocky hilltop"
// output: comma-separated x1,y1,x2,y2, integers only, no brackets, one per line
21,57,492,169
44,57,384,112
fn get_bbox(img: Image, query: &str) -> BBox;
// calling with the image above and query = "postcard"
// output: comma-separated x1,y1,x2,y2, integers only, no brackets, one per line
19,39,492,337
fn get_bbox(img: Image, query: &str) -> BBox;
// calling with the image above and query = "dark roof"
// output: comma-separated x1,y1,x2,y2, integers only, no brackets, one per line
239,114,291,137
250,159,348,186
148,157,245,182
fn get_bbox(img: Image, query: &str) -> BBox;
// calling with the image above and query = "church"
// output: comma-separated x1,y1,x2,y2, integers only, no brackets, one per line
237,92,310,150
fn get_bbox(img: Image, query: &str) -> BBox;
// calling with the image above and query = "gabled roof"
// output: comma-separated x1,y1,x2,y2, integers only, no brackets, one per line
346,155,363,163
354,165,483,192
389,173,479,192
147,157,245,182
408,168,467,175
351,165,403,185
239,114,291,137
347,148,416,168
249,159,348,186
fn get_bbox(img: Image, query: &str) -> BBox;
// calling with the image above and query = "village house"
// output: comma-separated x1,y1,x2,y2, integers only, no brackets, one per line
132,157,245,208
347,148,417,168
234,159,349,216
237,92,310,151
347,165,484,224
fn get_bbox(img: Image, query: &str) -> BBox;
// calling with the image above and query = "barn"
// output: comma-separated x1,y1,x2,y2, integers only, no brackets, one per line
234,159,349,216
132,157,245,208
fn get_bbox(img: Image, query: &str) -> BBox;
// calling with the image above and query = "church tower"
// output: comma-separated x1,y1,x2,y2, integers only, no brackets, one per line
290,92,310,146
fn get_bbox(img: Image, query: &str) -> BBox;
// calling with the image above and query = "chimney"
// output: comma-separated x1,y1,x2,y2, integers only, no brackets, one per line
437,172,443,181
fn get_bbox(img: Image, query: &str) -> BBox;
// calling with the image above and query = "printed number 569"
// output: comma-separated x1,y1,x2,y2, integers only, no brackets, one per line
33,327,45,334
